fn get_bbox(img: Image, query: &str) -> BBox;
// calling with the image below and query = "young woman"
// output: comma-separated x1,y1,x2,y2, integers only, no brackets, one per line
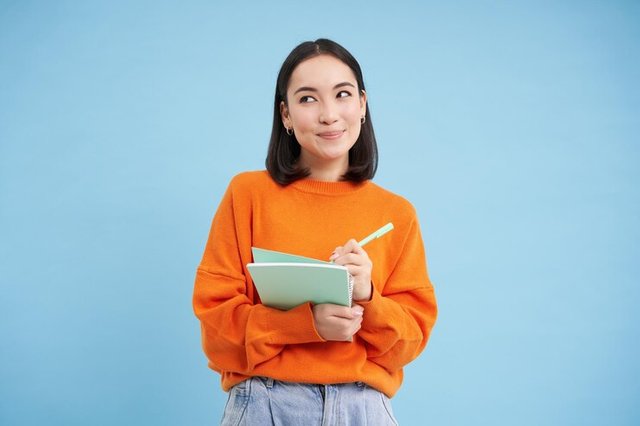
194,39,438,425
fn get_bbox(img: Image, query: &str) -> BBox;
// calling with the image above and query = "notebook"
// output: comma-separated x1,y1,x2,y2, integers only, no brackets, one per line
247,247,353,310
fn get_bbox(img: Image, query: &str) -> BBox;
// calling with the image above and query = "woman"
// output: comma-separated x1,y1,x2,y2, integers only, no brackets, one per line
194,38,437,425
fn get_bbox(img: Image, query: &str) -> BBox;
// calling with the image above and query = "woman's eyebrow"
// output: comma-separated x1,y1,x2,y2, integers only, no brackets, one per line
293,81,356,95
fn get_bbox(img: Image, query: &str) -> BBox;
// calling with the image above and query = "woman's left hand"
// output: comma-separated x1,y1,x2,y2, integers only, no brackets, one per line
330,239,373,302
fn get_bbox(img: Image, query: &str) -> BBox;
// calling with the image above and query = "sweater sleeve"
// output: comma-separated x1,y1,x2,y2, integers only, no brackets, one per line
356,215,438,373
193,180,325,375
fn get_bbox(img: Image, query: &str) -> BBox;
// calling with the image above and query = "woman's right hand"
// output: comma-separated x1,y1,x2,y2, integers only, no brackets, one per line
312,304,364,341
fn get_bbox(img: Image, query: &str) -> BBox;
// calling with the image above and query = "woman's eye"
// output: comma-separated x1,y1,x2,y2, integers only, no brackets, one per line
299,96,316,103
337,91,351,98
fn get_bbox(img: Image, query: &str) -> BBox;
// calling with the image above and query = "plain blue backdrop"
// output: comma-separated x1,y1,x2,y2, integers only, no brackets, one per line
1,1,638,425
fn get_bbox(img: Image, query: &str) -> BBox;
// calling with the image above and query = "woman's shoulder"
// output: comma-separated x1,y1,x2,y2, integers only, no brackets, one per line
228,170,276,191
367,181,416,211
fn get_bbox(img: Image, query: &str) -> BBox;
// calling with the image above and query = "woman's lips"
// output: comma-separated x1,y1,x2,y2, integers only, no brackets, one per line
317,130,345,140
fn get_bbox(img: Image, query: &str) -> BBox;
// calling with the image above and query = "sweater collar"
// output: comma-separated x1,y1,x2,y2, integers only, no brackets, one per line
289,178,370,195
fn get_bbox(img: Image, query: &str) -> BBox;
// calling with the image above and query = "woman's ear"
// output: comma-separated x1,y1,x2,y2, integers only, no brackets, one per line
359,90,367,119
280,101,291,128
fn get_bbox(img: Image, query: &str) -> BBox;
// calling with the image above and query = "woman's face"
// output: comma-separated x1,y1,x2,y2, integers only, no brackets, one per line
281,54,367,176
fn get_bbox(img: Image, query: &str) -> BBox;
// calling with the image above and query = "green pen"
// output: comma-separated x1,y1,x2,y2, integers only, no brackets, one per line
358,222,394,247
329,222,394,263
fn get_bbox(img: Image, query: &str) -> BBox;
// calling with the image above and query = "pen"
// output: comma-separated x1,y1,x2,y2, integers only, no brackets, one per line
329,222,394,263
357,222,394,247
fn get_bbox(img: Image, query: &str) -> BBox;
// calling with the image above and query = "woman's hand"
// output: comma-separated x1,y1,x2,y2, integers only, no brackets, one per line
312,303,364,341
330,239,373,302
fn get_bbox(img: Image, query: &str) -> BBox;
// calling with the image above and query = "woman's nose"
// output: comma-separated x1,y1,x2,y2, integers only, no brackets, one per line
319,102,339,124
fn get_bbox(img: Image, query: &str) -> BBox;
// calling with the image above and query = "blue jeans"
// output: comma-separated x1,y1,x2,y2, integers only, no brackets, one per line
220,377,399,425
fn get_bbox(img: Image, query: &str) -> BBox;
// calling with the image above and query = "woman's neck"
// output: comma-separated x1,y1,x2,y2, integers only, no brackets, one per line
300,153,349,182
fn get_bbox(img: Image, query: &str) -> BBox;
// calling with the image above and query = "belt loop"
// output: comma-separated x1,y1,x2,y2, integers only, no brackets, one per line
264,377,274,389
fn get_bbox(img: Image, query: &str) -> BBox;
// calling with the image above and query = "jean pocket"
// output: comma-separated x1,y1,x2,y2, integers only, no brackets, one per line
221,380,251,426
379,392,399,426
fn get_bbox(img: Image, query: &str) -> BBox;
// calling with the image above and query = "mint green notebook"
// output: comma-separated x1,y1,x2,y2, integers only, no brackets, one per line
247,247,353,310
251,247,327,264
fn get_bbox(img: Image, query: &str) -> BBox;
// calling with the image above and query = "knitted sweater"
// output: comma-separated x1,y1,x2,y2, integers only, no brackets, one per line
193,170,437,397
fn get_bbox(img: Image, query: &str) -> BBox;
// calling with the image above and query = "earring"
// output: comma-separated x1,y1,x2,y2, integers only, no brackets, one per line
286,127,294,136
361,116,366,124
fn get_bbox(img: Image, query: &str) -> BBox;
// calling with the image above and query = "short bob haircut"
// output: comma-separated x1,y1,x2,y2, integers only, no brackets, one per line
266,39,378,185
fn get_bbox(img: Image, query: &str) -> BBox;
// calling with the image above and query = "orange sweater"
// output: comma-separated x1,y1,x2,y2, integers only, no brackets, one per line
193,171,437,397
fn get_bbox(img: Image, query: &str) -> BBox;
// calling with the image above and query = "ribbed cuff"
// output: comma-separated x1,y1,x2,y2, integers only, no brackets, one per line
266,302,326,344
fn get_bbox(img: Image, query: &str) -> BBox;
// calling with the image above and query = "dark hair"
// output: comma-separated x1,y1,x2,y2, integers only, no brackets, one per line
266,38,378,185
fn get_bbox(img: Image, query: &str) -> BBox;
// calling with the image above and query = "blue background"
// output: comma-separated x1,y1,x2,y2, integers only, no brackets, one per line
1,1,638,425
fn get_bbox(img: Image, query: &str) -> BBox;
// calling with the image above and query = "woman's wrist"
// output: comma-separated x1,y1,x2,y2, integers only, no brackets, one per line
352,281,373,302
